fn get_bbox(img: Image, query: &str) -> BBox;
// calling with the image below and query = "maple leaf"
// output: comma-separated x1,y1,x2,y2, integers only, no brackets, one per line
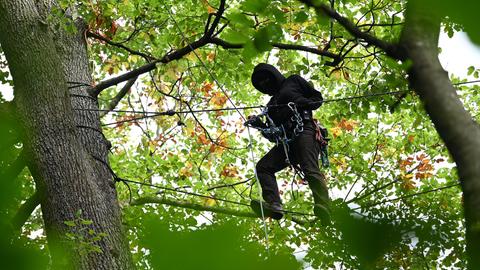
197,134,209,145
220,165,238,178
336,118,358,132
210,92,227,108
201,82,214,95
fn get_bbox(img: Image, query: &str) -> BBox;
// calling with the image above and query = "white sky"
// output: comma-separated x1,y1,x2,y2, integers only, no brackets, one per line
439,31,480,78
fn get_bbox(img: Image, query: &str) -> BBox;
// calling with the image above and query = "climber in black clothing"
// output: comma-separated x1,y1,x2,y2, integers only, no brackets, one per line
248,63,331,225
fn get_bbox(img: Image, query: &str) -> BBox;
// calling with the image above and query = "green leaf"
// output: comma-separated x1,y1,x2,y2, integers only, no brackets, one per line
467,66,475,76
294,11,309,23
228,12,255,27
221,29,250,44
81,219,93,225
241,0,269,13
64,221,76,227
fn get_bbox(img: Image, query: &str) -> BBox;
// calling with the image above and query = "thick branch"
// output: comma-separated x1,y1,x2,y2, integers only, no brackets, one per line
399,2,480,267
90,33,197,95
299,0,405,60
99,76,137,117
130,196,310,225
271,42,341,61
204,0,226,37
11,191,40,230
210,37,341,65
90,60,158,96
131,196,257,217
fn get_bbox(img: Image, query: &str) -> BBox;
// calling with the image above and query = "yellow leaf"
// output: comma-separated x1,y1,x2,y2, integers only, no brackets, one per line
186,52,197,61
401,179,416,191
197,134,209,145
336,118,358,131
207,51,216,61
204,198,216,207
330,126,342,138
179,163,193,177
330,69,342,80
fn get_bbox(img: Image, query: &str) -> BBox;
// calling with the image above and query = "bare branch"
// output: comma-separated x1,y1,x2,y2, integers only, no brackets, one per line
299,0,405,60
87,31,157,61
99,77,137,117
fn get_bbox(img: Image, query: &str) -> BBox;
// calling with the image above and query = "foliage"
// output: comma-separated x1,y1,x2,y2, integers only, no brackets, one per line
0,108,47,270
63,210,108,256
1,0,478,269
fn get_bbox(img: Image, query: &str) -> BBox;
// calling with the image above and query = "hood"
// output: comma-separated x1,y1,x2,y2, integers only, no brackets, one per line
251,63,285,95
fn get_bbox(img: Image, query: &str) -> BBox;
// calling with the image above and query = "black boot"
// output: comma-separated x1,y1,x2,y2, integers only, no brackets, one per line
250,199,283,220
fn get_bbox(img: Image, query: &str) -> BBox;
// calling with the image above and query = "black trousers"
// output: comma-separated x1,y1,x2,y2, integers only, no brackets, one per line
256,122,330,207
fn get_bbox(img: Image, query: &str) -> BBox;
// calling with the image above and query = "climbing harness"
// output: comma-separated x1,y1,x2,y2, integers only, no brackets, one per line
288,102,304,138
244,102,330,169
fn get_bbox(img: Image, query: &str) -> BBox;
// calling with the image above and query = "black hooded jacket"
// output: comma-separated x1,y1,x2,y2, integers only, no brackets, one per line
251,63,323,126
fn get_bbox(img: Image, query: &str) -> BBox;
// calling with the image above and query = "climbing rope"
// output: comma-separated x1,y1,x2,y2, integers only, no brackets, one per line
73,90,411,126
164,5,271,252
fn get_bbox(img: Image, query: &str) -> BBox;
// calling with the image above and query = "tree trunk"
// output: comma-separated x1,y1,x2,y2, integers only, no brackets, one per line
0,1,133,269
401,2,480,268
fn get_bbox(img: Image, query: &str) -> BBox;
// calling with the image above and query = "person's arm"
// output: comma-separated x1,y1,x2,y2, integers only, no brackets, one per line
282,75,323,110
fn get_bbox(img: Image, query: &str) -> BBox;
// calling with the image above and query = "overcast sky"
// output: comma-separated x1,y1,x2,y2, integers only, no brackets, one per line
439,31,480,78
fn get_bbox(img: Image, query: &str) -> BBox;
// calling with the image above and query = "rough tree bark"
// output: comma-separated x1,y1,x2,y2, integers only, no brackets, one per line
0,1,133,269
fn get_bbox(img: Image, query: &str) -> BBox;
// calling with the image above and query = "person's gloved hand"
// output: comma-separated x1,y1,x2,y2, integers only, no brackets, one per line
245,115,266,128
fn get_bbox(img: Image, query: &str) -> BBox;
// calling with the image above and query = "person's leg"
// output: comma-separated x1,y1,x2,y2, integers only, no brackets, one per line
255,145,289,204
293,125,331,223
